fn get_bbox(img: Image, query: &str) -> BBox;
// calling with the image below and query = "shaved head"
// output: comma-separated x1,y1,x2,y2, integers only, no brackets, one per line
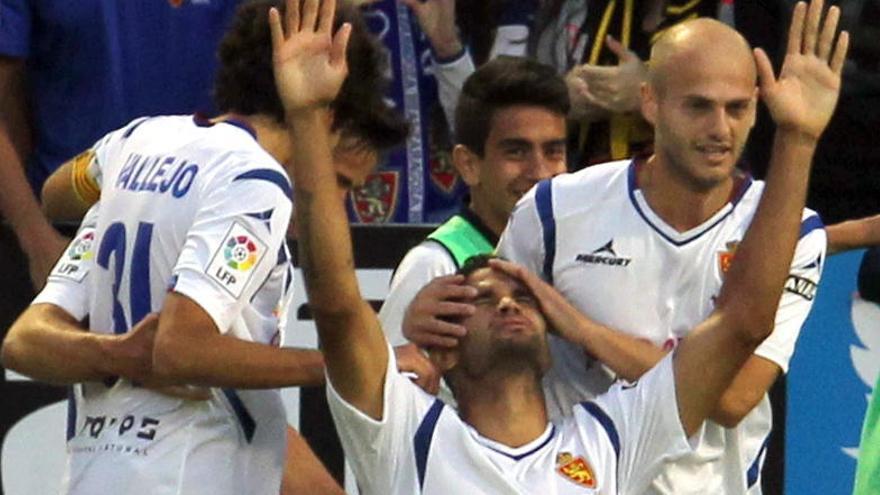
649,18,756,95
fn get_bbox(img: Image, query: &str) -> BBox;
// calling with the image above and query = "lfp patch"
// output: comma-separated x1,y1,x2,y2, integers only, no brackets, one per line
207,222,267,298
49,228,96,283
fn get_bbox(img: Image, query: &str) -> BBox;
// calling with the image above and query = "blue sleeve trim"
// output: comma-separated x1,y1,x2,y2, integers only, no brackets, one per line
122,117,151,138
233,169,292,200
66,386,77,441
580,401,620,460
746,434,770,488
414,399,445,490
535,179,556,283
799,214,824,239
222,388,256,443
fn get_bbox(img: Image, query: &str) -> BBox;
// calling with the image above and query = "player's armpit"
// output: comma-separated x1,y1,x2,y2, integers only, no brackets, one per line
710,355,781,428
41,151,97,221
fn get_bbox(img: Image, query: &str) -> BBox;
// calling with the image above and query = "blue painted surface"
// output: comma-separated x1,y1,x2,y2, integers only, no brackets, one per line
787,250,871,494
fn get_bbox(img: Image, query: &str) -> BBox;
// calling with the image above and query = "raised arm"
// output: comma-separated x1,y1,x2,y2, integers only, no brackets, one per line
272,0,387,419
673,0,848,435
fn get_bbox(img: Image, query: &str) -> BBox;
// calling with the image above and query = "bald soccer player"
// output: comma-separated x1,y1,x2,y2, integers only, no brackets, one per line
494,2,842,493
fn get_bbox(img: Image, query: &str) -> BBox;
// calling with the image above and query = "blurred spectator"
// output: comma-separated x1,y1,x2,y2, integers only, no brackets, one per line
0,1,242,288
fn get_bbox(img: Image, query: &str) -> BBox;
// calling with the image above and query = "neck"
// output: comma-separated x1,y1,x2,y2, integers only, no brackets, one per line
637,155,735,232
468,195,506,237
214,113,290,165
455,368,549,447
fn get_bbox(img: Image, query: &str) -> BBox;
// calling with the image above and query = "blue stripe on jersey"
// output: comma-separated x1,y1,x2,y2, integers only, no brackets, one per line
482,425,557,461
626,162,755,247
414,399,445,490
535,179,556,283
122,117,151,138
746,434,770,488
66,386,77,441
222,389,256,443
234,169,293,199
580,401,620,460
799,214,824,239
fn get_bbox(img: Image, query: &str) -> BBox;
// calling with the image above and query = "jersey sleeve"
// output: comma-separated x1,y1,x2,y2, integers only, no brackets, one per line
326,343,434,495
171,170,292,334
378,241,458,346
0,0,31,57
754,217,826,372
496,184,547,278
31,204,102,320
578,355,692,495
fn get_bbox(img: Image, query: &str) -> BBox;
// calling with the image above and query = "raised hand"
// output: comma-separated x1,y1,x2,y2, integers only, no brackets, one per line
400,0,462,59
754,0,849,140
269,0,352,115
402,274,476,348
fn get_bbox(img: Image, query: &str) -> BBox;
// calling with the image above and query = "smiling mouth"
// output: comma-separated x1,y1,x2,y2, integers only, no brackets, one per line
695,145,732,162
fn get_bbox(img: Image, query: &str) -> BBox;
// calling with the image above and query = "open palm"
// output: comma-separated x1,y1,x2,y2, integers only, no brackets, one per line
270,0,351,114
756,0,849,140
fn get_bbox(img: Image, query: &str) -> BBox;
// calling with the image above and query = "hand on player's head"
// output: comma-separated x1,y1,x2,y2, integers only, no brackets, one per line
402,274,477,349
269,0,352,115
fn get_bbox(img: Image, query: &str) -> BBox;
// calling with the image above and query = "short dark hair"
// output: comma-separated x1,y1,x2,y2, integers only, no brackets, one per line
457,253,498,278
213,0,408,152
454,56,570,156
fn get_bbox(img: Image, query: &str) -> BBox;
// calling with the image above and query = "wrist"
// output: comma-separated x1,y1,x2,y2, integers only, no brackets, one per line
430,37,464,61
774,125,822,148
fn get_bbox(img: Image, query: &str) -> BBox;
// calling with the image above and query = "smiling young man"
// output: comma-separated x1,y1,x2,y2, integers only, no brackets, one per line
285,0,848,492
378,56,569,349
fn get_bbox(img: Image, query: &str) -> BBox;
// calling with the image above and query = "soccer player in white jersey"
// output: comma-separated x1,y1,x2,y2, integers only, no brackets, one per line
489,2,840,492
284,0,847,492
0,1,408,494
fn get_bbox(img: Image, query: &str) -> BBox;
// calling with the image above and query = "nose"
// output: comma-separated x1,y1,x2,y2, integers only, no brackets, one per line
706,106,732,141
497,296,522,315
525,154,560,182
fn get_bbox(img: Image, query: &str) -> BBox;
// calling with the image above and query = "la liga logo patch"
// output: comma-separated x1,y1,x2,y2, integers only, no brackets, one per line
49,227,96,283
224,235,258,271
207,222,267,298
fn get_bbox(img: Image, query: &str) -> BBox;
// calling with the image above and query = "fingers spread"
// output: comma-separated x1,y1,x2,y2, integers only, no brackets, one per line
753,47,776,93
318,0,336,35
787,2,807,55
817,5,840,61
301,0,319,32
829,31,849,75
269,7,285,51
330,22,351,68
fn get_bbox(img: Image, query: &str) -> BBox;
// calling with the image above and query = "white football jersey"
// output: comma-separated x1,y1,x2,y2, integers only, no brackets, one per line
328,347,691,495
497,159,826,494
34,115,295,495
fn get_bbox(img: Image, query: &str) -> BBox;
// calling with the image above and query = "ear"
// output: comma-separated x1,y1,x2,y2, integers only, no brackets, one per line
640,82,658,126
429,347,459,374
452,144,481,187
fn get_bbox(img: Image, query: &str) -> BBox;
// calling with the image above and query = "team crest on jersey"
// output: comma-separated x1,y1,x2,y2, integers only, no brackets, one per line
718,241,740,274
428,149,458,193
207,222,267,298
350,171,398,224
50,228,96,283
556,452,597,488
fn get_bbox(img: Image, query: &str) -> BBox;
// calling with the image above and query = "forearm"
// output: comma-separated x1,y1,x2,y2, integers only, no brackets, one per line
1,304,118,384
826,215,880,255
154,332,325,389
288,108,389,418
715,130,816,337
566,317,668,382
